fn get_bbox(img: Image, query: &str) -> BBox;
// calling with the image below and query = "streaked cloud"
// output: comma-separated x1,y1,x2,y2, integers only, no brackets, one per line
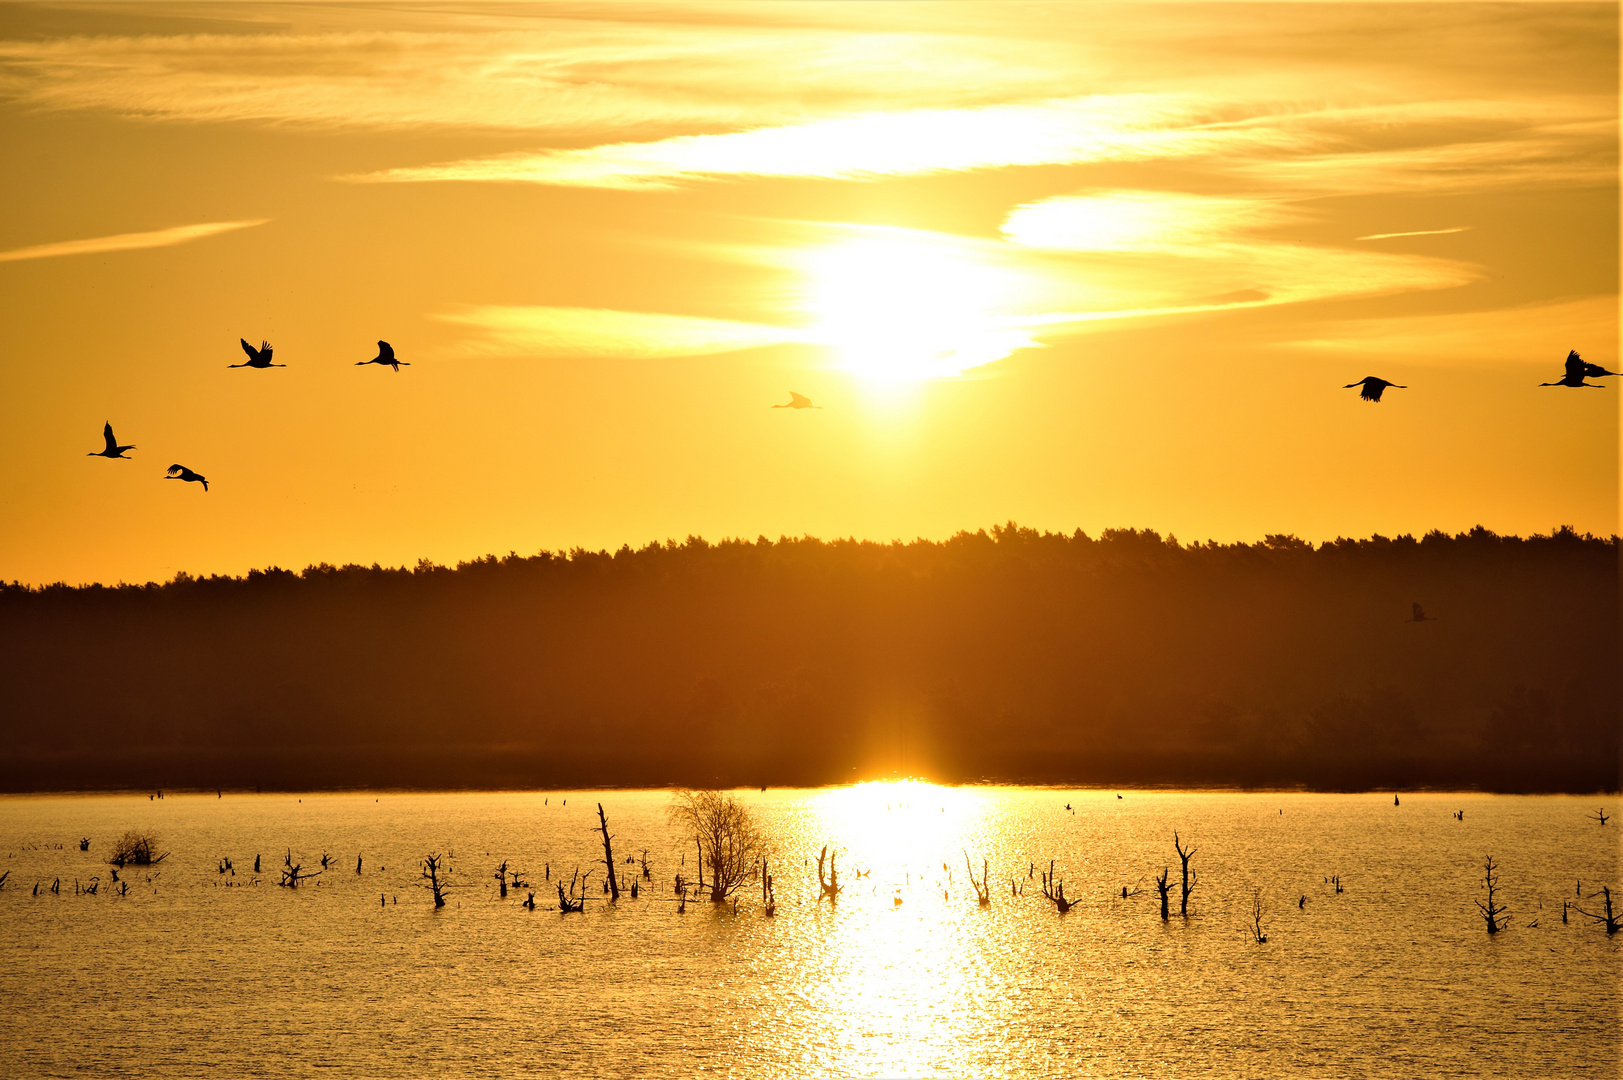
1001,191,1295,252
1358,228,1472,242
0,17,1087,133
1228,114,1616,195
995,192,1478,318
435,305,802,360
1282,296,1618,367
349,94,1615,198
348,95,1270,190
0,220,269,264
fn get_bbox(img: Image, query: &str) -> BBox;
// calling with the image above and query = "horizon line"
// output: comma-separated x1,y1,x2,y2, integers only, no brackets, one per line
6,521,1614,592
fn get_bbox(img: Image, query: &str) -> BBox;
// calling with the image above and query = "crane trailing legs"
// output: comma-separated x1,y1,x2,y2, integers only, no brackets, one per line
1540,350,1612,388
357,340,408,372
88,422,135,459
165,464,208,491
230,339,283,369
1345,376,1405,403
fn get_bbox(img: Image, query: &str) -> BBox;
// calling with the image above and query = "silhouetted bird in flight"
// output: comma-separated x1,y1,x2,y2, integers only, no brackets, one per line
165,464,208,491
357,340,408,372
88,422,135,459
1345,376,1405,402
1540,350,1611,388
1406,602,1436,623
231,339,282,368
773,392,821,410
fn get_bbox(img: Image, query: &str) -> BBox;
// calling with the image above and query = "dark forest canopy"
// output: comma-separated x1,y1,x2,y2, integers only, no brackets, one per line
2,524,1617,793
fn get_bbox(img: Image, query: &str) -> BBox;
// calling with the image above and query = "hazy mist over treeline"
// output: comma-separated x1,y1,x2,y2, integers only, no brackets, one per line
2,524,1616,793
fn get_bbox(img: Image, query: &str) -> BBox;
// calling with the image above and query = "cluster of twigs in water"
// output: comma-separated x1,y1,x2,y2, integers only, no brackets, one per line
108,832,167,868
280,850,322,888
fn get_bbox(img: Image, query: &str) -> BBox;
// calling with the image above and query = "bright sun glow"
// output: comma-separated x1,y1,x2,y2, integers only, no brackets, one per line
813,779,981,862
803,230,1039,382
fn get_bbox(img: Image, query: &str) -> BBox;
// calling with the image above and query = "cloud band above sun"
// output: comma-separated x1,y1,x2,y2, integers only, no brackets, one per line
343,95,1614,196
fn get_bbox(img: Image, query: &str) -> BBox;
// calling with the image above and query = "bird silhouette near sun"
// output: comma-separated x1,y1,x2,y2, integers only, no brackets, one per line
1345,376,1405,403
357,340,408,372
773,392,821,410
230,339,282,369
166,464,208,492
1540,350,1617,389
87,422,134,459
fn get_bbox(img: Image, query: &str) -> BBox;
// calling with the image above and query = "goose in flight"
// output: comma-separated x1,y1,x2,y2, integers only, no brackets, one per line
87,422,135,459
165,464,208,491
773,392,821,410
1540,350,1610,388
357,340,408,372
1345,376,1405,403
1405,602,1436,623
230,339,282,369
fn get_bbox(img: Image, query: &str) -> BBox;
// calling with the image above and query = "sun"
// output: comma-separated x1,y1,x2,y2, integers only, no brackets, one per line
802,228,1038,383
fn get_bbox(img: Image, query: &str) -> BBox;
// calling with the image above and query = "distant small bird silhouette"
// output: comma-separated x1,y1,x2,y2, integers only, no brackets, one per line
88,422,135,459
230,339,282,369
1345,376,1405,402
1540,350,1610,388
357,340,408,372
165,464,208,491
1406,602,1436,623
773,392,821,410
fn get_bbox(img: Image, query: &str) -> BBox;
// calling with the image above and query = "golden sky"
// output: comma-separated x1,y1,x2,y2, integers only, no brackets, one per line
0,2,1616,586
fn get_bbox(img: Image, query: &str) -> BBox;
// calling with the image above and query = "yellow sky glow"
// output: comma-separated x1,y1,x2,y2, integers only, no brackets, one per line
0,1,1614,586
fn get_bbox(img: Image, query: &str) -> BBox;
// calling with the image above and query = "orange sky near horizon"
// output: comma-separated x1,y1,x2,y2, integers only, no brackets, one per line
0,1,1616,587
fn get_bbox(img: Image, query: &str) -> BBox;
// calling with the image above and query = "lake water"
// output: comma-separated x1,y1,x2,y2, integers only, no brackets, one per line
0,786,1617,1078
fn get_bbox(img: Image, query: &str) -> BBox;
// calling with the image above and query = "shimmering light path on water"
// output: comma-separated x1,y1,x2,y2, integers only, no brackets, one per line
0,786,1617,1077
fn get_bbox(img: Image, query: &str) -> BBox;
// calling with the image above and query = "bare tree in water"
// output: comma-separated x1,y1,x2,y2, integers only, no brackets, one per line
1476,855,1508,934
667,789,766,902
1571,885,1621,935
1174,832,1198,916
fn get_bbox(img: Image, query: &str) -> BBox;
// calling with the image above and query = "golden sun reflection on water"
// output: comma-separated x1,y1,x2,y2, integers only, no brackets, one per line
800,781,999,1076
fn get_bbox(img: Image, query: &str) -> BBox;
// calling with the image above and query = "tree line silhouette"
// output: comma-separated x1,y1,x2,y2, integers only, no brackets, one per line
0,524,1615,792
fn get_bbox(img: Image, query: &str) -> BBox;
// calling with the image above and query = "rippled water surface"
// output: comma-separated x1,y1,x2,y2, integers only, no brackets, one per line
0,787,1618,1078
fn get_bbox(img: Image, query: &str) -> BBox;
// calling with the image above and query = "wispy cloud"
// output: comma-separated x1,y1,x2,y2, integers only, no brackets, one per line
0,18,1086,133
1227,114,1616,195
435,305,802,360
1358,228,1472,241
995,192,1479,318
0,219,269,263
347,94,1615,198
1001,191,1297,252
347,95,1268,189
1282,296,1617,367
